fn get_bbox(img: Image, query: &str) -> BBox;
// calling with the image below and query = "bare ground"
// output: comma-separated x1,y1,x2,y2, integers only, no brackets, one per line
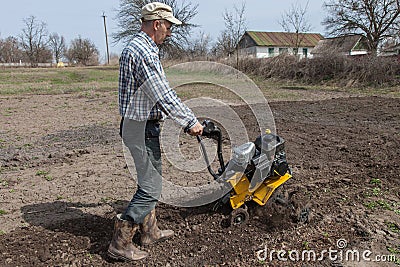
0,90,399,266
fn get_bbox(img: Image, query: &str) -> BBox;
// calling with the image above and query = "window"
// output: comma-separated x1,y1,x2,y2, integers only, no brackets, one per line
279,48,288,55
268,48,275,57
303,48,308,58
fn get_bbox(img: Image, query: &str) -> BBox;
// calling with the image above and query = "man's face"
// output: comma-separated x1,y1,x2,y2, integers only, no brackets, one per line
154,20,172,45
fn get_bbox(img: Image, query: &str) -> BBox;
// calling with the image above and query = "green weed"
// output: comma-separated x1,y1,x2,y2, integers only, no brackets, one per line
387,247,400,254
372,187,381,196
36,170,48,176
386,222,400,233
370,178,381,186
376,200,393,210
36,170,53,181
303,241,310,250
365,201,377,209
365,200,394,211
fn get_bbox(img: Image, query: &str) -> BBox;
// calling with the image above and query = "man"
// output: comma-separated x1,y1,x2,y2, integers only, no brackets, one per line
107,2,203,262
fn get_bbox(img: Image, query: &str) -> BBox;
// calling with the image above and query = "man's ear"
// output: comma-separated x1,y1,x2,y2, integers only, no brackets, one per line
153,20,161,31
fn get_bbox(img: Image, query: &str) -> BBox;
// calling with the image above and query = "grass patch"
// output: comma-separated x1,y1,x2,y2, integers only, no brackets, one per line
0,66,118,95
1,64,398,101
0,210,7,215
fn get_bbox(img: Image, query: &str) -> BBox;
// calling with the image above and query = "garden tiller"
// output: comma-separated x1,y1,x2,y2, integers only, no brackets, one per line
195,120,300,226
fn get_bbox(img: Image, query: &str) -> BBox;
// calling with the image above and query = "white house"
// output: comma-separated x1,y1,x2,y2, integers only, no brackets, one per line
238,31,324,59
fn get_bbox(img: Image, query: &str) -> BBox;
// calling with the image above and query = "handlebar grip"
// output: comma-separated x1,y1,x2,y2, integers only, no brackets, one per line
202,120,217,137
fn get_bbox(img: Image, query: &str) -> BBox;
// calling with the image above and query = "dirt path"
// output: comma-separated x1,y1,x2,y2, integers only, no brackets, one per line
0,92,399,266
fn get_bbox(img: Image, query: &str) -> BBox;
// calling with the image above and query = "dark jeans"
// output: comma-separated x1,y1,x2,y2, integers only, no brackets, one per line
121,119,162,224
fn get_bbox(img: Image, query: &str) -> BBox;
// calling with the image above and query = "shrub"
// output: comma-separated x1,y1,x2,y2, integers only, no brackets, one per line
233,54,400,87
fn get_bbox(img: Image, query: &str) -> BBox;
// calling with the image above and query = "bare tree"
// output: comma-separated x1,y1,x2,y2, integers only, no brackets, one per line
0,36,26,63
48,33,66,63
323,0,400,55
214,1,247,68
66,37,99,66
279,1,312,56
19,16,52,66
186,31,212,59
114,0,198,55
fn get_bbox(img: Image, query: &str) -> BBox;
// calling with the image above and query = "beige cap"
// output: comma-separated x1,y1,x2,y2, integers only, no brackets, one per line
141,2,182,25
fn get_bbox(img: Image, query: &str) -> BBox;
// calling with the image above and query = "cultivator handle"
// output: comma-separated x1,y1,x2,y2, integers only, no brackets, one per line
194,120,226,180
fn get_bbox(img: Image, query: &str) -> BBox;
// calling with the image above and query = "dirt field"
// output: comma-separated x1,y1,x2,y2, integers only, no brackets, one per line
0,85,399,266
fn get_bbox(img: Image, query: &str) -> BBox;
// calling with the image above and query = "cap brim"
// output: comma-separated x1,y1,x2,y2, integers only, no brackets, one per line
165,16,182,25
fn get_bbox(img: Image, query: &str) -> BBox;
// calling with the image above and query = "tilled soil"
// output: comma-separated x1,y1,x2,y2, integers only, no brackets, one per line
0,92,399,267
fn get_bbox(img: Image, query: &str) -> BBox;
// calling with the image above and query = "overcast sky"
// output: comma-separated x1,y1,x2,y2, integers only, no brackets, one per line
0,0,327,62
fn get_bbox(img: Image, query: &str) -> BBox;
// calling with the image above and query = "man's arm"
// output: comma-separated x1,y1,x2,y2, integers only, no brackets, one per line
140,56,203,134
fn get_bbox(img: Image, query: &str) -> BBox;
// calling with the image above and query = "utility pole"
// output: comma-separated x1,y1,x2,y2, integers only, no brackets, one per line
102,12,110,65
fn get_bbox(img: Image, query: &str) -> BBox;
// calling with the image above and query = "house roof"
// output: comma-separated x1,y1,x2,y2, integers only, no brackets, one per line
244,31,324,47
312,35,368,54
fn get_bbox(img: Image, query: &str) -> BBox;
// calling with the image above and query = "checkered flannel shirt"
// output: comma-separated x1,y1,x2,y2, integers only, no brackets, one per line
118,31,197,129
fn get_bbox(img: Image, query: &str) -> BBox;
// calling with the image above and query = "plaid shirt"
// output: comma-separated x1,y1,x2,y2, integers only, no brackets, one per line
118,31,197,129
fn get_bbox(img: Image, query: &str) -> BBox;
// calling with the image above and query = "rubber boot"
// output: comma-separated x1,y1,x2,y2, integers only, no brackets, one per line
108,214,148,261
140,209,174,245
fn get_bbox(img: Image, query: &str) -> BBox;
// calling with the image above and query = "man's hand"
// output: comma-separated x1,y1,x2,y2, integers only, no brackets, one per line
188,122,204,136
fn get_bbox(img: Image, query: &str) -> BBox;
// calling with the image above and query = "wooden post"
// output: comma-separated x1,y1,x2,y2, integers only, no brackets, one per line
102,12,110,65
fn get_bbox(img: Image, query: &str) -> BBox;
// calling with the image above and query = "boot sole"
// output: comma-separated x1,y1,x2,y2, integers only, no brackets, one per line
107,249,147,261
142,234,173,246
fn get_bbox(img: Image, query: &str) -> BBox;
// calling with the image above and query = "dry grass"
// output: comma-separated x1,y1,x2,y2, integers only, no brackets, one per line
1,64,398,101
